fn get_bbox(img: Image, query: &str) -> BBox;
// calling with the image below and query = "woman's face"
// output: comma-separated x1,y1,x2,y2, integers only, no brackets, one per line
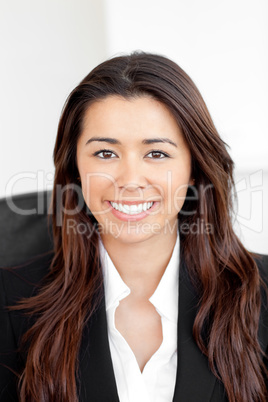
76,96,193,245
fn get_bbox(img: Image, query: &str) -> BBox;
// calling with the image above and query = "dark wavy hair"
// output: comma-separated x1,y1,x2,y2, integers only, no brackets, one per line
14,52,267,401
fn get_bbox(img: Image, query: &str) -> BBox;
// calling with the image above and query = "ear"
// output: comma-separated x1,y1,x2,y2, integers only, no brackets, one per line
189,178,195,186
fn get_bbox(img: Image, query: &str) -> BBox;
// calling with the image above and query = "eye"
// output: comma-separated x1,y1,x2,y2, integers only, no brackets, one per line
93,149,117,159
146,150,170,159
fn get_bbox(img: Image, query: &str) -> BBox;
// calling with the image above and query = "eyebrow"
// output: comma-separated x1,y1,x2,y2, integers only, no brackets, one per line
85,136,177,147
142,138,177,147
85,137,120,145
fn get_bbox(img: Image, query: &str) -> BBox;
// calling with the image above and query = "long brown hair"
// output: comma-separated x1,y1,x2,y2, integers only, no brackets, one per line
15,52,267,401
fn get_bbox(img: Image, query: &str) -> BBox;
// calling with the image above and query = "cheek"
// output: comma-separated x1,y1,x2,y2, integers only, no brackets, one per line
80,176,102,207
80,174,117,207
166,171,192,212
173,183,190,212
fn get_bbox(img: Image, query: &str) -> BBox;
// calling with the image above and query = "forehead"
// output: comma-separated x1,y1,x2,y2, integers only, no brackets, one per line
80,95,183,142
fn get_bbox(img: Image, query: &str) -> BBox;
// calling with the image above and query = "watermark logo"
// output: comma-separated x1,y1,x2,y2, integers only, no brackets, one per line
3,169,265,236
65,217,214,239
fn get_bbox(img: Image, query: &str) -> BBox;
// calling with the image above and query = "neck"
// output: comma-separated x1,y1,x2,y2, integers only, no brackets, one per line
100,230,178,297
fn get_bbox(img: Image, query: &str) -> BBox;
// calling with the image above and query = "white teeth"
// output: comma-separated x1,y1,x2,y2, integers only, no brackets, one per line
130,204,140,214
122,204,130,214
111,201,153,215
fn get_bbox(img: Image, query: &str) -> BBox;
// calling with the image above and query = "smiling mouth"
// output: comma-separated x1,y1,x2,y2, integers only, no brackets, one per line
109,201,154,215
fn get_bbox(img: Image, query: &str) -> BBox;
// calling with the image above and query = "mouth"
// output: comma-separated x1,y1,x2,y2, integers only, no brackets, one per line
109,201,154,215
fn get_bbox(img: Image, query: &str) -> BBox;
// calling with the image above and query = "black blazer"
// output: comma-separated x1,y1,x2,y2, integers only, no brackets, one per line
1,252,268,402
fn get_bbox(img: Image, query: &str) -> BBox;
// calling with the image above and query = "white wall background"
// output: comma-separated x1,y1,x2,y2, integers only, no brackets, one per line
1,0,267,253
0,0,107,196
104,0,268,170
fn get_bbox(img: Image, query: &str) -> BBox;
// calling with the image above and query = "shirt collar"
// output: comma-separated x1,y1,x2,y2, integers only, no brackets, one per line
100,234,179,322
99,240,130,310
149,235,179,323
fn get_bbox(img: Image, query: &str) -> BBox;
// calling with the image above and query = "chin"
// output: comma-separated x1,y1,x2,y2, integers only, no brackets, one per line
99,221,162,245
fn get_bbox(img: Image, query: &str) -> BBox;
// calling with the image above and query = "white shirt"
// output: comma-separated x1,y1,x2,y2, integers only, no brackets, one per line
100,236,179,402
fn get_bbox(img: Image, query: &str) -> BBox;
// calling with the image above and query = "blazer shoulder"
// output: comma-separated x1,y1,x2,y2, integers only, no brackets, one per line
0,252,53,400
253,253,268,286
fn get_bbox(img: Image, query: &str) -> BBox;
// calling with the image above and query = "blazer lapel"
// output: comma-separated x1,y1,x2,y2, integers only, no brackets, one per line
78,296,120,402
173,260,218,402
77,260,219,402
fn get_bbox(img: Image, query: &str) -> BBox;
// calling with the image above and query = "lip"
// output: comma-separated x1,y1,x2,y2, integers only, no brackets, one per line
106,200,159,222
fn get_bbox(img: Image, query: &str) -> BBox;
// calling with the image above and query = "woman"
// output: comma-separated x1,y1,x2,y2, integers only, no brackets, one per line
0,52,267,402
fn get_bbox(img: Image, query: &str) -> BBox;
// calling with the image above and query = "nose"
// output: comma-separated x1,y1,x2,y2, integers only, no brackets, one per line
116,157,148,192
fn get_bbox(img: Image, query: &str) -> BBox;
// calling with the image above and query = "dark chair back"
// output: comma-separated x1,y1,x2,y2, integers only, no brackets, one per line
0,191,53,267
